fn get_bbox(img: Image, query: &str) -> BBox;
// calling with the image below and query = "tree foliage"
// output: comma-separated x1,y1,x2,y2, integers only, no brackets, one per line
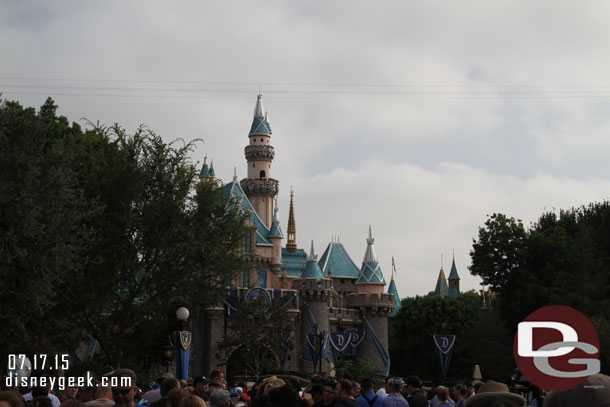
390,292,513,381
469,203,610,372
0,97,248,373
219,296,294,380
334,356,378,383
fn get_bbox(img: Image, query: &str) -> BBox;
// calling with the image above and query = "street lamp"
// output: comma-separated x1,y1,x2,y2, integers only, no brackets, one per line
172,306,192,381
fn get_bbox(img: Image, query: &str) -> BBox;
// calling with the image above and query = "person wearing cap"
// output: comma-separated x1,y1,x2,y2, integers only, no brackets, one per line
464,381,525,407
207,390,230,407
84,386,114,407
381,379,407,407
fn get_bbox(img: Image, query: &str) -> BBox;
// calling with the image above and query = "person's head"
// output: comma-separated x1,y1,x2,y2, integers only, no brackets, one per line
351,381,360,398
360,378,373,392
436,386,450,402
310,384,324,402
451,384,466,401
0,391,24,407
208,389,230,407
79,378,100,403
177,395,205,407
95,386,113,401
207,381,222,394
465,382,475,397
161,377,180,398
111,369,137,407
384,377,394,393
193,377,208,394
322,379,336,405
465,381,526,407
389,379,403,394
63,386,79,400
267,385,299,407
208,371,224,387
335,379,353,401
406,376,422,393
168,388,190,407
544,374,610,407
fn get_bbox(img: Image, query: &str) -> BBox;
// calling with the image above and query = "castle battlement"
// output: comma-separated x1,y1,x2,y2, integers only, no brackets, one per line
347,292,396,308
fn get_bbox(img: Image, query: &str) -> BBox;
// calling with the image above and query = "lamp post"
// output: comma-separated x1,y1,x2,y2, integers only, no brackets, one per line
173,307,191,380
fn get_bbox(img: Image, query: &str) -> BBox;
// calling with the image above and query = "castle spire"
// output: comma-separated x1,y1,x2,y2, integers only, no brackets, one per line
447,251,461,297
286,188,297,252
356,226,385,288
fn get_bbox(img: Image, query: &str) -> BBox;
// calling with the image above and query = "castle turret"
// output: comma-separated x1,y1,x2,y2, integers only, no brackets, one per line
199,155,214,182
434,265,449,297
293,241,332,375
268,200,283,273
348,226,394,375
448,253,460,297
240,92,279,229
387,256,401,316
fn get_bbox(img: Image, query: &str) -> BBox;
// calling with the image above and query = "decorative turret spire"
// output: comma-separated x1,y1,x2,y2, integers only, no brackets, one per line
356,226,386,286
447,251,461,297
287,188,297,252
362,225,378,264
199,155,210,178
269,198,284,238
249,91,272,136
434,261,449,297
233,166,238,182
208,161,215,177
388,255,401,315
301,240,323,280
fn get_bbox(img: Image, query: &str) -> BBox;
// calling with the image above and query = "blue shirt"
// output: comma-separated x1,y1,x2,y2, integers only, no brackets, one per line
356,390,383,407
382,393,409,407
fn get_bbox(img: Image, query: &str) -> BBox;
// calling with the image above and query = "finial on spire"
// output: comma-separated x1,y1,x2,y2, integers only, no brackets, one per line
273,197,280,222
367,225,374,245
441,253,444,270
233,166,237,182
254,90,264,118
392,256,396,280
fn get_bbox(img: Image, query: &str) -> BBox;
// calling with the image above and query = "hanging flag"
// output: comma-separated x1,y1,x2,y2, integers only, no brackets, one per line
433,334,456,381
330,332,353,353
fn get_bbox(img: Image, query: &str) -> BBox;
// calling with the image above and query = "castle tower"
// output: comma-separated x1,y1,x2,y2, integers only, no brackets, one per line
286,188,297,253
387,256,401,316
293,241,332,375
199,155,215,182
447,253,460,297
348,226,394,375
268,199,284,274
434,261,449,297
240,92,279,229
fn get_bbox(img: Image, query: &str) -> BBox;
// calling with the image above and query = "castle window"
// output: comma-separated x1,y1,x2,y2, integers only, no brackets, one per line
260,138,263,142
260,170,265,178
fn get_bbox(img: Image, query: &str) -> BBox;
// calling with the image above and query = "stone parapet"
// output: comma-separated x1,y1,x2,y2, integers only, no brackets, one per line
240,178,279,197
347,292,395,316
245,144,275,162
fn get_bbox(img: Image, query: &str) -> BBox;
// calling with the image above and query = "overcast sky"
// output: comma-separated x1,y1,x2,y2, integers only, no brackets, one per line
3,1,610,298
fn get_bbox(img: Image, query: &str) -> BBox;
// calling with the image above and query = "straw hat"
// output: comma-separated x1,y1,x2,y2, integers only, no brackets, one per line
465,381,525,407
544,374,610,407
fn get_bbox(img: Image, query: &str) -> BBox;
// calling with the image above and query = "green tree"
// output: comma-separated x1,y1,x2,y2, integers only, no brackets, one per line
219,295,294,380
334,357,378,383
0,97,249,374
0,98,99,357
391,292,486,380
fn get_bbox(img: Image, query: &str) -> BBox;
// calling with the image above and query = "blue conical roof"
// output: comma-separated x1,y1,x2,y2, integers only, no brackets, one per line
269,205,284,238
199,156,209,177
356,226,386,285
448,258,460,280
318,242,360,278
302,241,323,280
388,278,401,315
434,268,448,297
249,93,272,136
208,161,215,177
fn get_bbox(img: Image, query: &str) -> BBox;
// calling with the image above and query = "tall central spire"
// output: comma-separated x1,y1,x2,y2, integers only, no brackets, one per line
241,92,279,229
287,188,297,252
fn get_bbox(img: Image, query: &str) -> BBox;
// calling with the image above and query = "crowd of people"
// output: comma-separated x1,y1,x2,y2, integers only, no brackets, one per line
2,368,610,407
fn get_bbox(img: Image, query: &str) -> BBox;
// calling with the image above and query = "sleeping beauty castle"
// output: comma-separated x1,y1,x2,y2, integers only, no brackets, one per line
189,93,409,379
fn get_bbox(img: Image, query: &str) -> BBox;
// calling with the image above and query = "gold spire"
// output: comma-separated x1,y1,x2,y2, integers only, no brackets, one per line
286,188,297,252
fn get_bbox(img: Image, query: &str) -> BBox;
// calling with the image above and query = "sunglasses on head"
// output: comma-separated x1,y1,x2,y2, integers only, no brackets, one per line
112,388,132,395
